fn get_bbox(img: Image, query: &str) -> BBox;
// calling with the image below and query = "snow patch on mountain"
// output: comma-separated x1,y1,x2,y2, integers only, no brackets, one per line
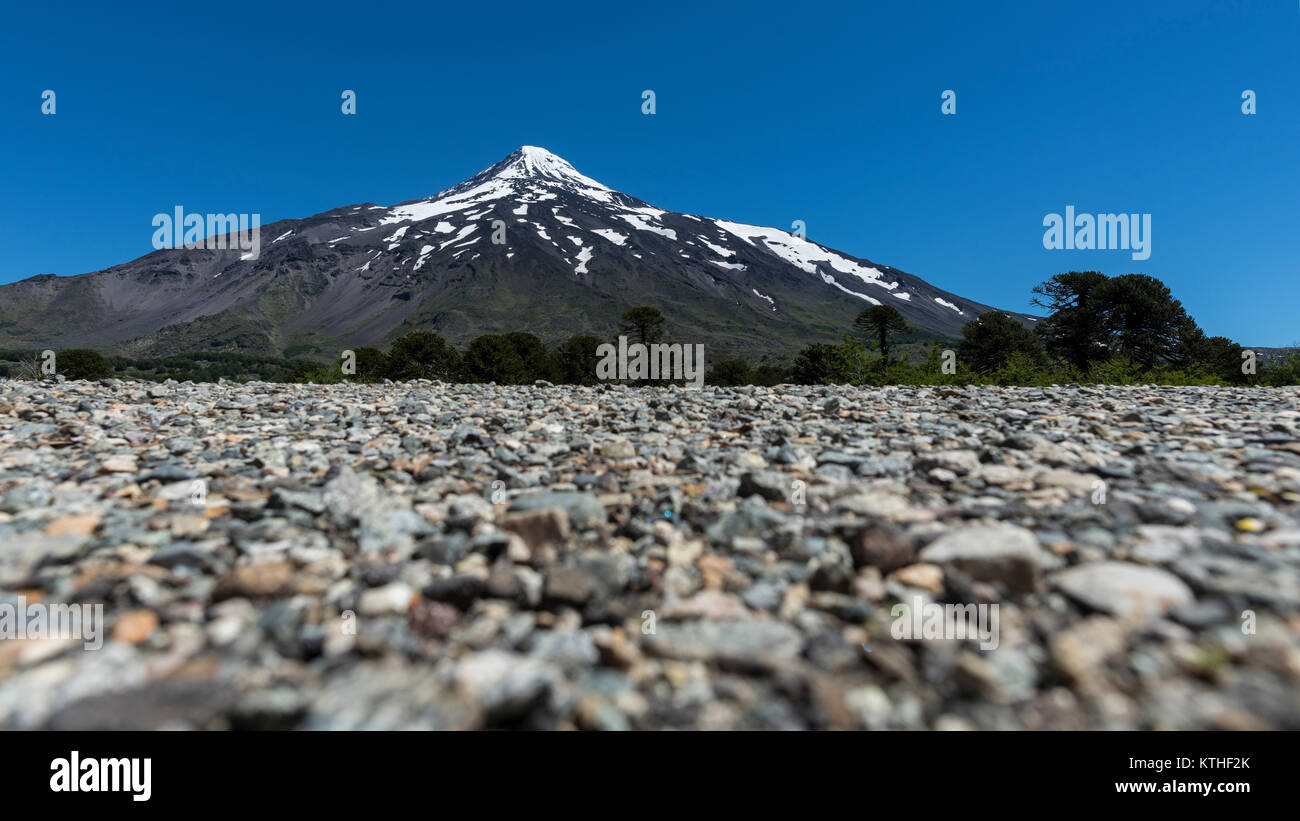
712,219,899,297
619,213,677,240
384,226,410,248
438,224,476,250
380,178,513,225
574,246,593,275
821,273,881,305
698,237,734,258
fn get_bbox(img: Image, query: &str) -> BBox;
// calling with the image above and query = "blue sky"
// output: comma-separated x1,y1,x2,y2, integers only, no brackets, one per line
2,0,1297,344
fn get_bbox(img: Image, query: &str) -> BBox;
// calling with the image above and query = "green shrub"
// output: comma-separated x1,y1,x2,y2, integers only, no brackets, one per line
288,361,342,384
462,334,528,384
987,351,1054,386
503,332,557,382
351,347,390,382
1262,355,1300,386
57,349,112,380
959,312,1048,374
387,331,461,382
706,359,753,386
551,335,604,385
751,364,787,386
792,342,856,385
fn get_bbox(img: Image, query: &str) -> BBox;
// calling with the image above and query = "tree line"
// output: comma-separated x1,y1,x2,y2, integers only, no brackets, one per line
787,272,1298,387
1,273,1295,386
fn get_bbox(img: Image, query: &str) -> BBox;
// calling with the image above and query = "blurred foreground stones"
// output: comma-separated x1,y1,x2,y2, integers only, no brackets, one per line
1,378,1299,730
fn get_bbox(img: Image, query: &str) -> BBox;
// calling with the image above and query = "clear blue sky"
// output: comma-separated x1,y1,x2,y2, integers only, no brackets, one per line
2,0,1297,344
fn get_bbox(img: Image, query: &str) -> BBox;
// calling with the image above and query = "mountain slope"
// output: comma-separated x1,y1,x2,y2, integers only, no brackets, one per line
0,146,1037,360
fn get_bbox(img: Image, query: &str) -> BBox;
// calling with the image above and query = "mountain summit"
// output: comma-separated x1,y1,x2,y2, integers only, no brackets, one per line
476,145,613,189
0,146,1035,358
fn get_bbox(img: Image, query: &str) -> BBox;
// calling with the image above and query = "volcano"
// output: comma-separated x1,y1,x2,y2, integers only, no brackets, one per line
0,146,1036,360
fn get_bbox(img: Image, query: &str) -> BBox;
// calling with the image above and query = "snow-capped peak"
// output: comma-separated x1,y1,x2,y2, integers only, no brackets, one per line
496,146,612,191
380,146,617,225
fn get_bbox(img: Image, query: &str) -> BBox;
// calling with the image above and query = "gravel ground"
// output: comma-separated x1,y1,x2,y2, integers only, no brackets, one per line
2,378,1299,730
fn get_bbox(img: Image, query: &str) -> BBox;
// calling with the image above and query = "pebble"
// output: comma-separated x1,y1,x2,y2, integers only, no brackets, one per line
111,610,159,644
891,563,944,592
1052,561,1195,622
918,524,1043,592
508,491,606,531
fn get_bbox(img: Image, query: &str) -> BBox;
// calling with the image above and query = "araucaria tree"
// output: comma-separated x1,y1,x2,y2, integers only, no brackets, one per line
1030,271,1110,369
1094,274,1196,367
853,304,910,363
1032,271,1199,369
619,306,666,346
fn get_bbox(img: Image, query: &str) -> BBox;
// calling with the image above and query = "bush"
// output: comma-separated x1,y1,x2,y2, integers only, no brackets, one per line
462,334,528,384
387,331,461,381
706,358,753,386
57,349,112,380
959,312,1048,374
987,351,1054,386
1179,334,1246,384
1262,355,1300,386
791,342,854,385
751,364,786,386
351,347,390,382
288,361,342,384
551,335,604,385
503,332,557,382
